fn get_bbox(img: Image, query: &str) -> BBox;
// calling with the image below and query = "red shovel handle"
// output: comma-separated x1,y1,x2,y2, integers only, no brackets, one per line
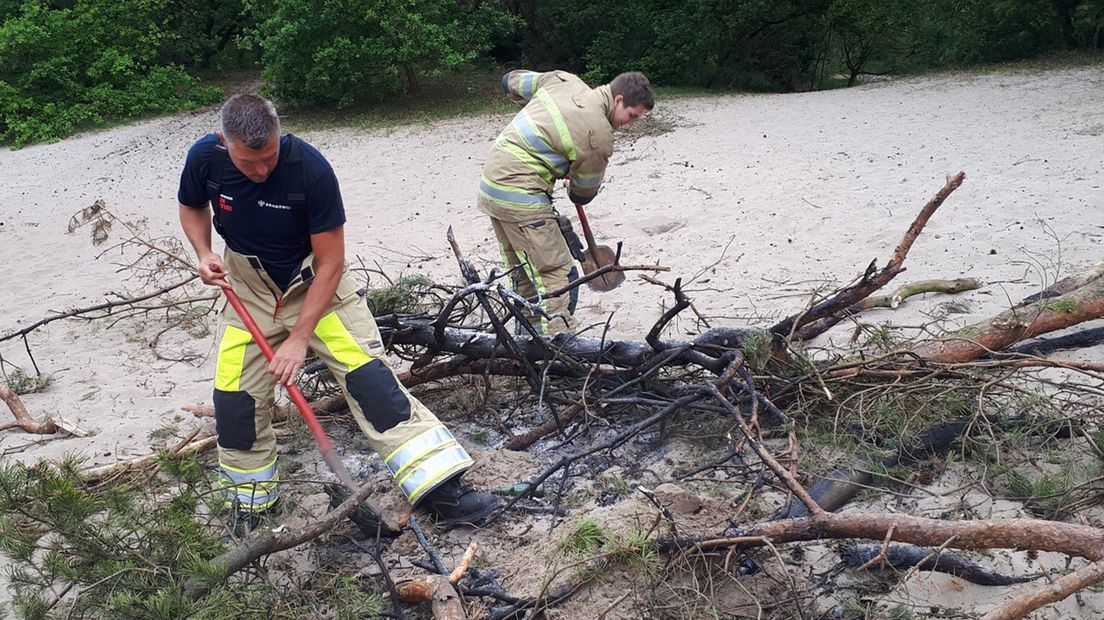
222,287,356,489
574,203,601,256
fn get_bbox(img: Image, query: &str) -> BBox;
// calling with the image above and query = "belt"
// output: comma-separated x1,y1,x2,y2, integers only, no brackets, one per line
244,255,315,288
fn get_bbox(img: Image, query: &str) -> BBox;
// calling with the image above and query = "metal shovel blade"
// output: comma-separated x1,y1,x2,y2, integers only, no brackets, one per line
580,245,626,292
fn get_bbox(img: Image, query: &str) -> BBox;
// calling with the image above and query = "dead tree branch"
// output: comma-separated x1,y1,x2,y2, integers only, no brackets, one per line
794,277,981,340
0,276,199,344
982,558,1104,620
182,481,380,599
681,512,1104,563
913,273,1104,363
0,385,89,437
772,172,965,339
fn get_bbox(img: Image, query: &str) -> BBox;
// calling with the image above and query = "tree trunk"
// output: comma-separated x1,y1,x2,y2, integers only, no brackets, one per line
913,272,1104,363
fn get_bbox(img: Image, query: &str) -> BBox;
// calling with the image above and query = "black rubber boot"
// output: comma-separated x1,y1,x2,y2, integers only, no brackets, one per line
420,476,502,526
220,508,265,543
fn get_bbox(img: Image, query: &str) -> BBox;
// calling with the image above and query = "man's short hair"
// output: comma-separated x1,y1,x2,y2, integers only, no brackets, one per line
220,94,280,149
610,72,655,110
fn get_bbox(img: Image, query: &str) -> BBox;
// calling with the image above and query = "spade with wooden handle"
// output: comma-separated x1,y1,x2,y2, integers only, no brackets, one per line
574,203,625,292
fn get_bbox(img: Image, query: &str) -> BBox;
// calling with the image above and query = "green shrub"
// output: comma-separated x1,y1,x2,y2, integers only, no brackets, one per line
519,0,1103,92
249,0,518,107
2,368,52,395
530,0,828,91
0,0,223,147
0,456,382,619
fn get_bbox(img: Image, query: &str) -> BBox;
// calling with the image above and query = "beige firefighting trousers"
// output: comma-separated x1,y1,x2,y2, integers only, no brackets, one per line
488,209,578,336
213,249,472,512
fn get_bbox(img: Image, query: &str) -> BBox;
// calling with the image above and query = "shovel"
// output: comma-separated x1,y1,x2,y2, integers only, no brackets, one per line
574,203,625,292
222,287,404,534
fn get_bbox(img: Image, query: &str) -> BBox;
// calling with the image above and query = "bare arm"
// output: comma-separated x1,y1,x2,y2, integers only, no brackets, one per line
178,203,229,287
268,225,345,385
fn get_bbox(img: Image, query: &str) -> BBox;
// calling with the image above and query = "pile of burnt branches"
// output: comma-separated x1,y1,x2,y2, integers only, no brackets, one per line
8,172,1104,619
388,171,1104,618
288,171,1104,618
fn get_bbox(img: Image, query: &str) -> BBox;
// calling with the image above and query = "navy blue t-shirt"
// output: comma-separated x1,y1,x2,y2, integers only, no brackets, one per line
177,133,346,290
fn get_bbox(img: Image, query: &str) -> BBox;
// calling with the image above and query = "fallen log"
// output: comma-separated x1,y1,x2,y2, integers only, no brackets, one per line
380,305,763,373
81,434,218,483
182,480,387,599
982,558,1104,620
776,417,991,519
913,273,1104,363
994,325,1104,358
683,512,1104,563
1019,261,1104,304
841,542,1041,586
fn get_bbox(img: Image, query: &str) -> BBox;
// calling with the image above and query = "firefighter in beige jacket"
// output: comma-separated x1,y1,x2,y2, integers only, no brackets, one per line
478,70,654,335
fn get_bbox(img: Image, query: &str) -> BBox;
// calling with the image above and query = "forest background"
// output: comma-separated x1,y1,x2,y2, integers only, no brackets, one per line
2,0,1103,147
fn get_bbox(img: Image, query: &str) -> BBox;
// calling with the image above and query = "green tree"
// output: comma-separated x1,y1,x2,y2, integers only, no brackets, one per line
909,0,1063,66
0,0,221,146
529,0,829,91
249,0,517,107
1058,0,1104,48
826,0,915,86
164,0,253,69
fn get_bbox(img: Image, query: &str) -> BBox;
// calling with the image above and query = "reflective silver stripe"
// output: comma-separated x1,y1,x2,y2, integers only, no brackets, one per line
570,171,604,189
220,460,277,485
220,462,279,509
385,425,457,478
226,484,279,509
511,111,568,175
397,445,474,503
479,179,551,207
519,72,537,98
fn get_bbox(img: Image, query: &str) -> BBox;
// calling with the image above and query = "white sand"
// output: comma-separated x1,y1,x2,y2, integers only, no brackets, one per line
1,62,1102,615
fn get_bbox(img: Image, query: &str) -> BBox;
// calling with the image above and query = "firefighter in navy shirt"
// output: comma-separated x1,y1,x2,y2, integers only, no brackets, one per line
178,94,498,527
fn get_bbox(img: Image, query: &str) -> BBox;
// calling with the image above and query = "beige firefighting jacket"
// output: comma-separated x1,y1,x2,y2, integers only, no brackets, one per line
478,70,615,222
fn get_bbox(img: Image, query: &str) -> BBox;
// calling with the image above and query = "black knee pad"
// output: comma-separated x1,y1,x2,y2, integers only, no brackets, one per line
346,359,412,433
213,389,257,450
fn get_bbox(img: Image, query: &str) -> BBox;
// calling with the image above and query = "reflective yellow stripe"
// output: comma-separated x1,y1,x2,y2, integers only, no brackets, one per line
495,139,556,186
220,459,278,476
215,325,252,391
314,311,372,372
516,249,548,333
571,170,604,189
536,90,576,161
384,425,458,478
518,72,538,98
223,487,279,512
398,446,474,503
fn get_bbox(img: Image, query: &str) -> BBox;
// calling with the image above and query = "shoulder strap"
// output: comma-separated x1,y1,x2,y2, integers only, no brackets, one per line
205,135,307,212
282,134,307,206
205,142,230,233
